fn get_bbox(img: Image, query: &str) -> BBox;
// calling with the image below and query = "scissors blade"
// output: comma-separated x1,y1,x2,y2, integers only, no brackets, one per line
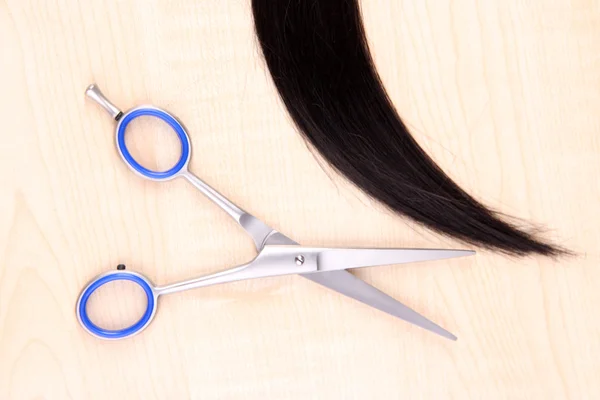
262,234,461,339
317,248,474,272
302,270,457,340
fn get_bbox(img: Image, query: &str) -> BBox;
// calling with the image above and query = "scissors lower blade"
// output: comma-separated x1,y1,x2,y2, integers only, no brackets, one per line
302,270,457,340
317,248,474,272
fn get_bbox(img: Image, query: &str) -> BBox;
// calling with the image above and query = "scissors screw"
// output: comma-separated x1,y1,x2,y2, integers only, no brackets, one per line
117,264,126,270
295,255,305,266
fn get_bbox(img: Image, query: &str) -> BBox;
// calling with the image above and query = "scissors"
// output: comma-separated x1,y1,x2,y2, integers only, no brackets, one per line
78,83,474,340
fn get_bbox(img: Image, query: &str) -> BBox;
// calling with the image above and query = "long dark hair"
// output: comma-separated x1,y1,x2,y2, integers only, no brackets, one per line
251,0,564,256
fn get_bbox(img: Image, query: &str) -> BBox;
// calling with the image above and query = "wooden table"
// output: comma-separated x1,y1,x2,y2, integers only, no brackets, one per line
1,1,599,398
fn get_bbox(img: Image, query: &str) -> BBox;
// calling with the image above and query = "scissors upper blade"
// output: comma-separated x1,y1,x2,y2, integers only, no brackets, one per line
317,248,474,272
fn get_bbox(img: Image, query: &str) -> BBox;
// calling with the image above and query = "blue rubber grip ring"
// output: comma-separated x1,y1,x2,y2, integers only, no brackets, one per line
78,273,155,339
117,108,190,179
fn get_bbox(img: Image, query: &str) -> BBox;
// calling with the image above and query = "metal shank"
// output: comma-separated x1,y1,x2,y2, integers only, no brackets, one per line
182,172,276,250
155,246,318,295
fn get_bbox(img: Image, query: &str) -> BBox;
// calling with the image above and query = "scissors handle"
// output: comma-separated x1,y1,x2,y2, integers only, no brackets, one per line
86,84,192,181
85,83,280,250
116,107,191,180
76,269,158,340
76,248,318,339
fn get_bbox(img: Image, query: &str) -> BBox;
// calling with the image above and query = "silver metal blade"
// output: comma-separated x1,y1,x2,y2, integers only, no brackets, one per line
318,248,474,272
263,234,459,339
301,270,457,340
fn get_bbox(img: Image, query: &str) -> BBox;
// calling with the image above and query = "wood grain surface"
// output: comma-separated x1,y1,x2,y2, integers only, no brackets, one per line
1,0,599,399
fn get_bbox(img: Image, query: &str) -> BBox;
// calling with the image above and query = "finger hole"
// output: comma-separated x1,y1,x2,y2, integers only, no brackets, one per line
116,108,191,180
85,279,148,331
78,273,155,339
125,116,182,173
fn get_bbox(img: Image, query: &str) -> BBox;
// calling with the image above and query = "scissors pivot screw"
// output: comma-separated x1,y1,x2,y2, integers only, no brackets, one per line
295,255,305,266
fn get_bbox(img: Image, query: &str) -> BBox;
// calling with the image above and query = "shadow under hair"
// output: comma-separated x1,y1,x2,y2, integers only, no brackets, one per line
251,0,566,256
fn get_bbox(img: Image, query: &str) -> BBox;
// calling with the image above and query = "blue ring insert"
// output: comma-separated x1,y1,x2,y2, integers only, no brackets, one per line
78,273,155,339
117,108,190,179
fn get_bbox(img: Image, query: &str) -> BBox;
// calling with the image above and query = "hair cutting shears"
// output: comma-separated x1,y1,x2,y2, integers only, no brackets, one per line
77,84,474,340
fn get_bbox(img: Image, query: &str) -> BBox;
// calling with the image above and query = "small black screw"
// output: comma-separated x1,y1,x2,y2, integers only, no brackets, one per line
117,264,126,270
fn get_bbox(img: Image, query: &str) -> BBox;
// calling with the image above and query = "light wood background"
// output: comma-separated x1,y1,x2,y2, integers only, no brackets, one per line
1,0,599,399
